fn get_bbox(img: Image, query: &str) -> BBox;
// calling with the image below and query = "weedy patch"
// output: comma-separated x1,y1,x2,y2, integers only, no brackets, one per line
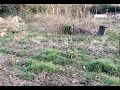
83,72,120,86
100,74,120,86
107,31,119,47
18,39,28,44
18,70,35,80
31,48,75,66
0,47,12,54
0,32,16,46
60,24,73,35
108,31,118,41
16,49,28,57
25,59,64,73
68,48,78,59
72,35,94,43
13,58,64,80
78,53,90,61
83,59,118,76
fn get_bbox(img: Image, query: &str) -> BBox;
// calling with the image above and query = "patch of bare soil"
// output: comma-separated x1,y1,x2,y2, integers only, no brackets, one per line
0,53,25,86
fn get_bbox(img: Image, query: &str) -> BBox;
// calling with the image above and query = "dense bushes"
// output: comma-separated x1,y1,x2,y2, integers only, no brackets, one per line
0,4,21,17
91,4,120,14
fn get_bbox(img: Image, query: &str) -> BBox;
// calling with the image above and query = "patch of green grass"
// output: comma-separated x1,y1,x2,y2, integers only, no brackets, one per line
72,35,94,43
27,31,42,38
78,53,90,61
16,49,28,57
0,32,16,46
0,47,12,54
13,65,35,80
83,59,118,75
101,74,120,86
14,58,64,74
68,48,78,59
31,49,75,66
108,31,119,47
112,57,120,65
18,71,35,80
18,39,27,44
83,72,120,86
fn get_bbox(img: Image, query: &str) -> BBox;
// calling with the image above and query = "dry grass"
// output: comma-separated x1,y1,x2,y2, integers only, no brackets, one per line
28,13,102,35
0,16,28,32
14,31,28,41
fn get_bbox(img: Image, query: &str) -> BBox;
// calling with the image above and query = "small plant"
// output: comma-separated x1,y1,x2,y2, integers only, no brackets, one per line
13,64,35,80
116,65,120,76
43,62,64,73
60,24,73,35
0,32,16,46
68,48,78,59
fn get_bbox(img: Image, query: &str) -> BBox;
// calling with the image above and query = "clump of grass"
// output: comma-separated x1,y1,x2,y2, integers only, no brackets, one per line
60,24,73,35
108,31,119,46
68,48,78,59
108,31,118,41
13,66,35,80
72,36,88,42
15,59,64,74
31,49,75,66
16,49,28,57
0,47,11,54
72,35,94,43
79,53,90,61
83,72,120,86
18,71,35,80
27,30,42,38
0,32,16,46
101,74,120,86
84,59,118,75
116,65,120,76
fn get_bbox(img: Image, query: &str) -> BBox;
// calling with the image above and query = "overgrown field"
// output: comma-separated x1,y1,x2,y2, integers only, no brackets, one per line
0,20,120,86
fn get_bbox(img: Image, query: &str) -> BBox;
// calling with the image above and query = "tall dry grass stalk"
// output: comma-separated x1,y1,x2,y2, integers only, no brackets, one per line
22,4,93,20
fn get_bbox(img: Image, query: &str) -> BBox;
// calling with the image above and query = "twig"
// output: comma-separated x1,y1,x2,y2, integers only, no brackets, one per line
19,80,26,86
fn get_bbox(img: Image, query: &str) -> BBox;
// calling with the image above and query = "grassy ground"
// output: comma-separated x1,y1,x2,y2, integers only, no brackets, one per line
0,21,120,86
